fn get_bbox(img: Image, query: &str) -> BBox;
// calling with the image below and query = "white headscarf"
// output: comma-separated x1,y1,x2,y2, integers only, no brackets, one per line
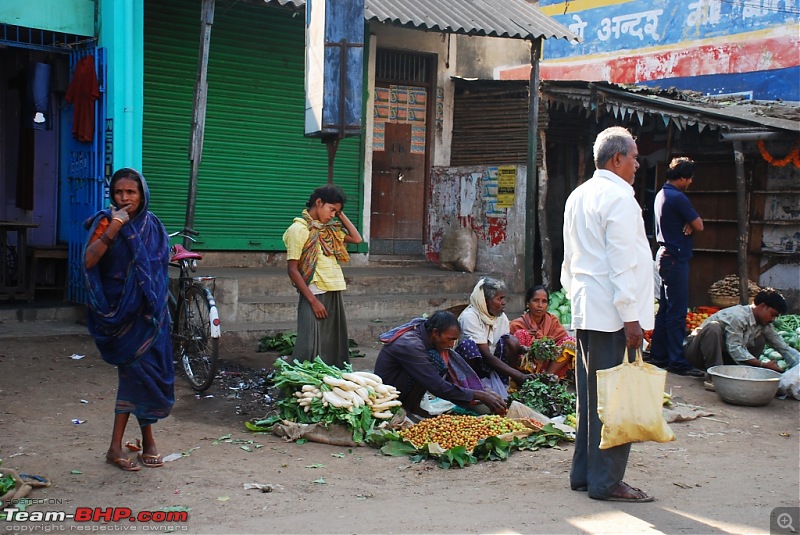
465,277,497,327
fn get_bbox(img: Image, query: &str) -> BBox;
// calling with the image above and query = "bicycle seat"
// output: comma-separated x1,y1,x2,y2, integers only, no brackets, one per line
171,244,203,261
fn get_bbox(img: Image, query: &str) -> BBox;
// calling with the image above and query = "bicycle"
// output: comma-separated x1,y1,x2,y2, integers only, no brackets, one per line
168,228,221,392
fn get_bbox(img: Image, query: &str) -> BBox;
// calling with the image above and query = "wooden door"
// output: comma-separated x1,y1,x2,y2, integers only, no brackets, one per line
370,122,425,254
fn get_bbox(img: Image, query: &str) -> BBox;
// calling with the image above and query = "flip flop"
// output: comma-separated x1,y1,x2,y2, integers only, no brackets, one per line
137,453,164,468
106,456,140,472
18,474,51,488
602,482,653,503
125,439,142,452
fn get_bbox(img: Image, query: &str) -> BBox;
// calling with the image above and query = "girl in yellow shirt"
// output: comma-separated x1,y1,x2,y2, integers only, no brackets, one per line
282,185,362,368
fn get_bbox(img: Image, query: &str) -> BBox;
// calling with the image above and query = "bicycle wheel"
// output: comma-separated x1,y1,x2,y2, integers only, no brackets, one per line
177,284,219,392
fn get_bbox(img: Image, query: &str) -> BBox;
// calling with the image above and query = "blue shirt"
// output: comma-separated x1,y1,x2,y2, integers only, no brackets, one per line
654,182,699,261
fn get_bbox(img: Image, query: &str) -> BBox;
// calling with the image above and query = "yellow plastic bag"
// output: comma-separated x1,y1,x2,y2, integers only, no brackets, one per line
596,349,676,449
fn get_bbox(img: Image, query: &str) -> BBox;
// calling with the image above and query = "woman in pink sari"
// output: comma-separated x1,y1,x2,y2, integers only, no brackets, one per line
509,286,576,380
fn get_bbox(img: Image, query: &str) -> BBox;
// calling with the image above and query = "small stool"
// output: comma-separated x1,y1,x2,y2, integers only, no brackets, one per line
27,245,69,302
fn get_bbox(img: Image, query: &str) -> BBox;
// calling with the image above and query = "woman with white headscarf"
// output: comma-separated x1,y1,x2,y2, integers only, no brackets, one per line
456,277,535,402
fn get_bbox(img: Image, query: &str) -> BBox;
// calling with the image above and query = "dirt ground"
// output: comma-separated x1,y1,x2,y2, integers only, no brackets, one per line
1,333,798,535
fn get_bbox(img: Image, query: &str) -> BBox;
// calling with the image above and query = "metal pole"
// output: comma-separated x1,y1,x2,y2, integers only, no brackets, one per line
184,0,215,249
733,140,749,304
525,37,542,291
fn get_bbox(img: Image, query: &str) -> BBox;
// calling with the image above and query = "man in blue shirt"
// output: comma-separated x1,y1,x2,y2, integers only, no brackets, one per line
649,157,705,376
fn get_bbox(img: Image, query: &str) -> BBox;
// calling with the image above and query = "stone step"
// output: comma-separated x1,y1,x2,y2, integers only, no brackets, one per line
205,265,489,300
0,302,84,324
233,292,526,325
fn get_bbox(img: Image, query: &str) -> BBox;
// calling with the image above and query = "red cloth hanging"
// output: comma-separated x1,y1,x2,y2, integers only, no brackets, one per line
65,56,99,143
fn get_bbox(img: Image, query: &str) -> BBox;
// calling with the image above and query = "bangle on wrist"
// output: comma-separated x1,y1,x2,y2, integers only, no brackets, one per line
112,217,125,225
99,233,113,246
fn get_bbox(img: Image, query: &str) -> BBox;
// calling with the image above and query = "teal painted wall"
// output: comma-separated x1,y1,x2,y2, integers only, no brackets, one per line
98,0,144,171
0,0,95,36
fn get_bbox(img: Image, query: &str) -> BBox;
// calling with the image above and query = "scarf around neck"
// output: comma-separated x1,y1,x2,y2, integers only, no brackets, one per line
297,209,349,286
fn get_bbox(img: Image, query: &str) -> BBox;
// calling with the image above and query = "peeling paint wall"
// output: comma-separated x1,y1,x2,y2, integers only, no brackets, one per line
427,165,528,292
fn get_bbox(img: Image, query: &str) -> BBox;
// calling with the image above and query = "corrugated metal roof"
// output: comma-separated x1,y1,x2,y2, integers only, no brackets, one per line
541,81,800,134
263,0,577,41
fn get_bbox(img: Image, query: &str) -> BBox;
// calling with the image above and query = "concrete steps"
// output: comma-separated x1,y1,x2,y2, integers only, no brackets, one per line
2,263,524,350
205,263,523,347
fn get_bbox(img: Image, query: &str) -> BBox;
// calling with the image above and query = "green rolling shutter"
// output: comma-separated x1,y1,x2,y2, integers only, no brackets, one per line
143,0,364,250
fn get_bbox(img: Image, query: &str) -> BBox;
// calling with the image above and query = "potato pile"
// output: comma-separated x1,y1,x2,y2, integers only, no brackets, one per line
708,274,761,301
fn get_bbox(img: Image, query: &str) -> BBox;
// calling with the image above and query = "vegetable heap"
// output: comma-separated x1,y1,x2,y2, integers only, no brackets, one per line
758,314,800,371
271,357,401,442
510,373,576,418
529,337,559,362
685,310,711,332
547,288,571,326
399,414,528,451
379,415,571,469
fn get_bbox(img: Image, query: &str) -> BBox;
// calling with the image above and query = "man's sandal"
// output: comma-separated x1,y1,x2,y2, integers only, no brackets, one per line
594,481,653,503
137,453,164,468
106,456,140,472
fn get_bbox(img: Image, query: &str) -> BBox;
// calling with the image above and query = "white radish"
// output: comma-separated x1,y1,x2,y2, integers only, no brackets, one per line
322,391,352,409
370,400,402,410
301,384,317,393
323,376,360,391
372,410,394,419
341,373,369,387
332,387,357,402
353,371,383,383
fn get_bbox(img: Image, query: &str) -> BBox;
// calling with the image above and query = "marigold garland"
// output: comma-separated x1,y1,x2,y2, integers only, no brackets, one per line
756,140,800,168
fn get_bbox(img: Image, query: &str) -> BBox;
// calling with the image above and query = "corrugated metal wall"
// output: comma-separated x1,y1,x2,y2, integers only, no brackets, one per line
450,81,529,166
143,0,364,250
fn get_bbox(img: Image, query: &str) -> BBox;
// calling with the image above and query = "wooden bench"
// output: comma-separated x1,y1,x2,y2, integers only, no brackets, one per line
27,245,69,302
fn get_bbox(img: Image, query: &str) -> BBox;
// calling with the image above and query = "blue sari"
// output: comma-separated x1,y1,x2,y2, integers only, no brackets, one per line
83,169,174,426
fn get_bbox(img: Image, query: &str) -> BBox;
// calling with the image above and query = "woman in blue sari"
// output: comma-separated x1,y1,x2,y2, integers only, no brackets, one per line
84,168,173,471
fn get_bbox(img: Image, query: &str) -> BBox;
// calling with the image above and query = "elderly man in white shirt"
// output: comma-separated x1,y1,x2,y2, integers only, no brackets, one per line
561,126,655,503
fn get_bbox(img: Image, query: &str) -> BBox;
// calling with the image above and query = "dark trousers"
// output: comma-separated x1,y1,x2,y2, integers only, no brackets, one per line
571,329,632,499
650,251,692,369
683,322,766,370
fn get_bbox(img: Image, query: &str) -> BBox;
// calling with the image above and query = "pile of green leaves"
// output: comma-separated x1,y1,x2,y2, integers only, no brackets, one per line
759,317,800,371
258,331,365,359
511,373,576,418
547,289,572,325
774,315,800,333
258,332,297,355
0,473,15,495
245,357,377,443
530,337,559,361
375,423,571,469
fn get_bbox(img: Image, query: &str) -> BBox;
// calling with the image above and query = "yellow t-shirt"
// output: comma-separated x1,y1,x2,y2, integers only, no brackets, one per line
282,219,346,292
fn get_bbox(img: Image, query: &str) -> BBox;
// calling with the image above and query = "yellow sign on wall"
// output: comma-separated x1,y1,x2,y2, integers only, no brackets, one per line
496,166,516,208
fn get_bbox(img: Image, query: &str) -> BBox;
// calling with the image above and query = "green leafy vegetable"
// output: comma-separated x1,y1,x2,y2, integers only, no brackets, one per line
529,337,559,362
257,332,297,354
0,473,16,495
511,373,576,418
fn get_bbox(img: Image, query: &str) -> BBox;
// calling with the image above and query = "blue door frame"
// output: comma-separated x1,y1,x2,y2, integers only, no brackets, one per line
64,47,107,303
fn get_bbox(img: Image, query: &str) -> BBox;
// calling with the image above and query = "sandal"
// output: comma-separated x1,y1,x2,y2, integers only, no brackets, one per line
137,453,164,468
596,481,653,503
106,456,140,472
124,439,142,452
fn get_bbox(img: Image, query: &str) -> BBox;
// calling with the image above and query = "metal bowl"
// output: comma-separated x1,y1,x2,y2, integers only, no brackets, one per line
707,365,782,407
